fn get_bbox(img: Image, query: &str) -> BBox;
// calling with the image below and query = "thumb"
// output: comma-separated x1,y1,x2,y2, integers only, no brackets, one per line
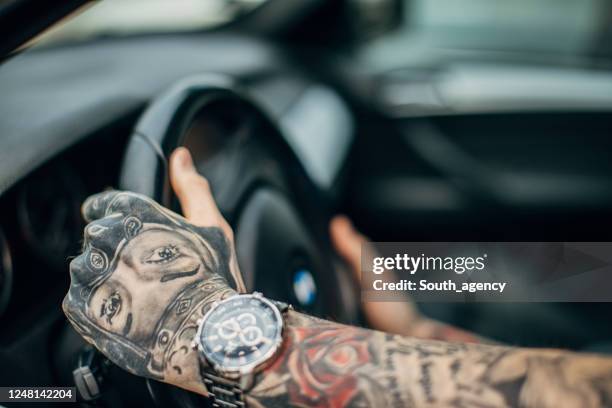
330,215,368,278
169,147,229,236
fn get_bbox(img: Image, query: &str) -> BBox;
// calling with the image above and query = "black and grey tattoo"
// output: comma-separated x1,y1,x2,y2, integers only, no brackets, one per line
63,190,241,394
247,312,612,408
64,190,612,407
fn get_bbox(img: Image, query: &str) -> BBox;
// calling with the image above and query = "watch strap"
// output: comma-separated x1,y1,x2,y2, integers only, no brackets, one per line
198,295,290,408
271,299,291,314
202,371,245,408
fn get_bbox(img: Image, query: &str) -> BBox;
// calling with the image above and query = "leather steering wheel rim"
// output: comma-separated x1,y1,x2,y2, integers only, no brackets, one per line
118,74,358,406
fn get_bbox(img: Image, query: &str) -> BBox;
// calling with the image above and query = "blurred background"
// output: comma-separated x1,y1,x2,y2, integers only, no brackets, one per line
1,0,612,405
36,0,612,58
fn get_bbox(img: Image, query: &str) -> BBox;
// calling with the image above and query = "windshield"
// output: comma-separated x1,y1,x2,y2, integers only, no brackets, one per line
31,0,612,61
34,0,267,46
362,0,612,68
406,0,611,56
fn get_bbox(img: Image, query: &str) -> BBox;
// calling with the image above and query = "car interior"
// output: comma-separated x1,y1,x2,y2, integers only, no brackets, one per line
1,0,612,406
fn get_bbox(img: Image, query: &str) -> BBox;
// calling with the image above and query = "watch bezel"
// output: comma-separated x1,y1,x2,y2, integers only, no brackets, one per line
194,293,284,379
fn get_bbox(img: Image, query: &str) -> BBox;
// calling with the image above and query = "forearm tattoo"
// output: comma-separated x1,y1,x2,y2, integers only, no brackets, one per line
248,311,612,408
64,191,612,407
410,318,492,345
63,191,243,395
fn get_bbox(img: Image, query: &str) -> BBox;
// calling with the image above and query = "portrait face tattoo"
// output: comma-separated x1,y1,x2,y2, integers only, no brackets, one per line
63,191,240,392
87,226,214,342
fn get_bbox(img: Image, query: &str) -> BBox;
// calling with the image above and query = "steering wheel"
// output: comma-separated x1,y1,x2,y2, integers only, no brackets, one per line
118,74,358,406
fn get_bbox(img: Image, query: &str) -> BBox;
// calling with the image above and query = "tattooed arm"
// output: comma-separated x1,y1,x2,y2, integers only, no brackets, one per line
63,148,612,407
248,311,612,408
63,148,243,396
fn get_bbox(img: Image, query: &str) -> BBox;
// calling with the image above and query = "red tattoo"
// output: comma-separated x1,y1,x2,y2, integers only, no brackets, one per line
429,324,480,344
275,324,371,408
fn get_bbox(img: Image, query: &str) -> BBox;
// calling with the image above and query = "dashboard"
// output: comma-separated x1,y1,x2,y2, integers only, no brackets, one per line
2,22,612,401
0,118,133,346
0,33,355,393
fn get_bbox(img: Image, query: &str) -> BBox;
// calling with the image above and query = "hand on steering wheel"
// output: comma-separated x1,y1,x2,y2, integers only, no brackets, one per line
63,147,243,396
329,216,421,335
330,216,486,344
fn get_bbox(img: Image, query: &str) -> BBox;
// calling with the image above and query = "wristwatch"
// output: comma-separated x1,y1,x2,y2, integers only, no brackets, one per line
193,292,289,407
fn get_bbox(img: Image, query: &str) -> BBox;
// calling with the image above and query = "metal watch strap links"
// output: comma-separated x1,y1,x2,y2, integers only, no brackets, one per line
203,296,291,408
271,299,291,314
203,371,245,408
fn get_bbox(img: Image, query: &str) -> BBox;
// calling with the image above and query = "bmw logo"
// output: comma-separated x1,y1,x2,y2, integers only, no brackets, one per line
292,269,317,307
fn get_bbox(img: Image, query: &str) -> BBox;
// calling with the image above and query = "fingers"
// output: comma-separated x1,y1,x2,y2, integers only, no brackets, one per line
84,148,230,235
330,215,368,278
81,190,158,224
169,147,242,291
81,190,122,222
330,215,421,335
169,148,232,238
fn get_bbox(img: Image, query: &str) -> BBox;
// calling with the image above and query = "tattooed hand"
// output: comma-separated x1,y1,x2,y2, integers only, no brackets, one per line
63,147,244,395
64,148,612,407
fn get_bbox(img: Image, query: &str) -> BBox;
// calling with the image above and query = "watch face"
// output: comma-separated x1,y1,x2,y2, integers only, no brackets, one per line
197,294,283,371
